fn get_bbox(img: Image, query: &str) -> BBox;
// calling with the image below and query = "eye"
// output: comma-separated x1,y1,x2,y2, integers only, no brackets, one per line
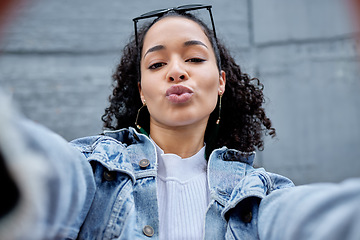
186,58,205,63
149,62,166,70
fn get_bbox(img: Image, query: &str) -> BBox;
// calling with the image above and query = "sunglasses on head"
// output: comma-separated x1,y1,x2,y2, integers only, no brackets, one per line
132,4,217,50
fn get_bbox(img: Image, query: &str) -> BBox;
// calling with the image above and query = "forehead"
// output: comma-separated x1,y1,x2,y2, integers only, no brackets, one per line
143,16,210,47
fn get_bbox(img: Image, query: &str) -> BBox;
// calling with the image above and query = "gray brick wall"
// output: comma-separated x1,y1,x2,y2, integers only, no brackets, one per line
1,0,359,185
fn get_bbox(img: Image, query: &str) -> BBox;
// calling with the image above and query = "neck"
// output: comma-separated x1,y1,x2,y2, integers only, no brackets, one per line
149,119,207,159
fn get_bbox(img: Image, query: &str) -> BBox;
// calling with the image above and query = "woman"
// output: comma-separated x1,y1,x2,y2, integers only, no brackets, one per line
2,4,360,240
70,5,293,239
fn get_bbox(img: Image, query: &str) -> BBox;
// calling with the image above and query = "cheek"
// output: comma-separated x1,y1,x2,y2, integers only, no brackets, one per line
141,77,158,99
198,76,220,110
208,91,219,111
200,73,220,96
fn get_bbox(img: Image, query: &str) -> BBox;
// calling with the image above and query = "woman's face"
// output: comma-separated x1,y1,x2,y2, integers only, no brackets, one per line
139,16,225,129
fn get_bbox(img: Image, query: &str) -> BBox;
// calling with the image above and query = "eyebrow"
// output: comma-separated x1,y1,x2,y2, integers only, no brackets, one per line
143,40,208,59
143,45,165,59
183,40,208,49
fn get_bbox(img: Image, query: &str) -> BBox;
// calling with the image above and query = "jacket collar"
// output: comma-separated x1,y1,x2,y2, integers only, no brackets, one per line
103,128,256,197
207,148,256,207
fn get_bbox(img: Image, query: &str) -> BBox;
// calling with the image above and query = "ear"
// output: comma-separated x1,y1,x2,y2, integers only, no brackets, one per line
218,70,226,94
138,82,145,103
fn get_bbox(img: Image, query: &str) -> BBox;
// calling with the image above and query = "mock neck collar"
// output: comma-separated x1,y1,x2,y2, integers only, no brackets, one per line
151,138,207,182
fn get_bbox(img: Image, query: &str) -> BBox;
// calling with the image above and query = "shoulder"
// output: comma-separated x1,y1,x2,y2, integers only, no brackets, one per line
209,147,294,198
70,127,141,154
69,127,150,163
69,127,156,178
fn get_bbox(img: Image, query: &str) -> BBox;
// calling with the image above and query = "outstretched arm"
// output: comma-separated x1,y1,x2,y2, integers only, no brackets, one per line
259,178,360,240
0,93,96,239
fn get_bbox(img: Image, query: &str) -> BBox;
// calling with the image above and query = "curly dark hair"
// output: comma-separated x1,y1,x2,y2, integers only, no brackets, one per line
102,11,275,155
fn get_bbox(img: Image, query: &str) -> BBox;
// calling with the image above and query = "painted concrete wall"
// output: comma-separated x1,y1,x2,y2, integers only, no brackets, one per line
0,0,359,185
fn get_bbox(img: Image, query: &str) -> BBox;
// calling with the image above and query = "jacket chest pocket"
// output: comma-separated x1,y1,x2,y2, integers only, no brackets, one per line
225,197,260,240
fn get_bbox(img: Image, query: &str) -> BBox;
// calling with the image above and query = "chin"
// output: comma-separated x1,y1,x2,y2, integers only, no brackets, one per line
165,116,210,128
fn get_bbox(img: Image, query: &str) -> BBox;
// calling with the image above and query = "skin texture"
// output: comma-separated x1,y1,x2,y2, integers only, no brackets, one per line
139,17,225,158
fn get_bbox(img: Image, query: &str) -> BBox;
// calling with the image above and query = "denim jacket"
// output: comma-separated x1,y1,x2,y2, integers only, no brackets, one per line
2,106,360,240
2,91,360,240
70,127,294,240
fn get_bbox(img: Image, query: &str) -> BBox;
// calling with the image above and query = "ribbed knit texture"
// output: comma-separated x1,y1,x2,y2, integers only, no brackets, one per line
152,140,209,240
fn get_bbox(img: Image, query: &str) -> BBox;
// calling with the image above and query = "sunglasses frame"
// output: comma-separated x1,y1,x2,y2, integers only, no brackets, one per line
132,4,217,52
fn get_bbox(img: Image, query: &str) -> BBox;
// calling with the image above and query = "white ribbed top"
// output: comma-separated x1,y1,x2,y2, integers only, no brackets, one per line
152,140,209,240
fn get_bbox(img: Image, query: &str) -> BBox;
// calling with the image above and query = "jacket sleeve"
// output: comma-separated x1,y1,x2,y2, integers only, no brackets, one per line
258,178,360,240
0,94,96,240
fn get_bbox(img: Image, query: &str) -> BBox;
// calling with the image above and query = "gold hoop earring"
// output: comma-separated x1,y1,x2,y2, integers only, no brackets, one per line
135,100,149,136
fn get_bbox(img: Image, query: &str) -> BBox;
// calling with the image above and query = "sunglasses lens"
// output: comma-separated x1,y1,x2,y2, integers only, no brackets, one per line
176,4,210,11
176,4,204,10
139,8,168,18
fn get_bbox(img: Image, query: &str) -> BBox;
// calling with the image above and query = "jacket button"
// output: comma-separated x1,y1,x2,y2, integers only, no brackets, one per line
103,170,116,181
143,225,154,237
139,159,150,168
241,211,253,223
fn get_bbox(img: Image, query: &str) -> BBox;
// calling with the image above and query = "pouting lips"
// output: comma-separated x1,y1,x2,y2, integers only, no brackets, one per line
166,85,194,104
166,85,194,96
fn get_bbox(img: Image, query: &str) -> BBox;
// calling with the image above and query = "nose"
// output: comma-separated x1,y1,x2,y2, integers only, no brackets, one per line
169,75,185,81
166,59,189,82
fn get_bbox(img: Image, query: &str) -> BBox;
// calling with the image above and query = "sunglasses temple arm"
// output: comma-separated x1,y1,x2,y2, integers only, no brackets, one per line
133,19,141,81
207,8,217,40
134,20,139,49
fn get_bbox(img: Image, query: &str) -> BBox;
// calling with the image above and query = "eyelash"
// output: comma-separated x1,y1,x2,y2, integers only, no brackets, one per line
148,58,205,70
186,58,205,63
149,62,166,69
